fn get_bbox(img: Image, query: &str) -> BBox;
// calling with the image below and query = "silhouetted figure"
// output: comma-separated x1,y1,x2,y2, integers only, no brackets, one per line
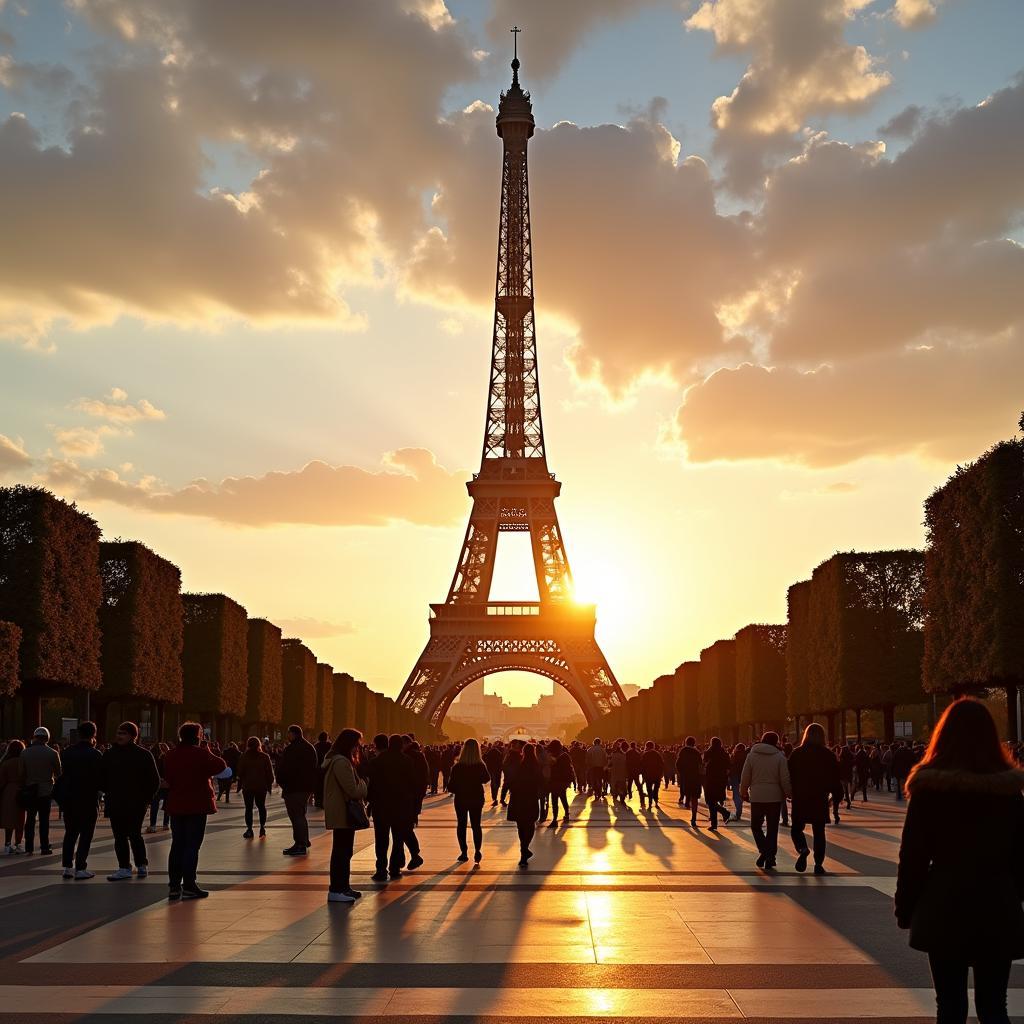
101,721,160,880
484,742,504,804
892,740,916,801
277,725,319,856
702,737,731,831
640,741,664,808
896,698,1024,1024
448,738,490,863
508,742,542,868
0,740,25,855
57,720,102,879
740,731,791,870
729,743,746,822
313,732,332,809
586,738,607,797
365,733,421,880
548,740,574,826
237,736,274,839
676,737,703,825
501,741,523,805
22,726,60,855
323,728,368,903
839,743,855,808
609,740,628,803
788,722,842,874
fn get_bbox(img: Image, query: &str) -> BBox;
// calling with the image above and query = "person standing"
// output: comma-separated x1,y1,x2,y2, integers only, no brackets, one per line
365,733,421,881
162,722,227,900
585,738,607,798
101,722,160,880
21,727,61,855
276,725,319,856
640,741,664,809
739,731,792,870
313,732,332,809
405,741,430,821
448,738,490,863
1,740,26,855
729,743,747,822
702,737,732,831
608,741,628,804
236,736,274,839
323,729,368,903
507,743,542,868
676,737,703,824
892,740,916,801
483,742,503,805
896,698,1024,1024
788,722,842,875
548,740,574,827
58,721,103,879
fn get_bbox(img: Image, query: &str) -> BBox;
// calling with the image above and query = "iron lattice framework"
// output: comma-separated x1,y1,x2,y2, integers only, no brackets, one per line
398,44,626,729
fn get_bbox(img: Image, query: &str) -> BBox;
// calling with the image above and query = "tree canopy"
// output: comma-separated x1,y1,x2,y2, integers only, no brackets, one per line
245,619,283,727
0,620,21,698
735,624,787,726
182,593,248,718
315,662,334,737
698,639,736,737
282,638,317,732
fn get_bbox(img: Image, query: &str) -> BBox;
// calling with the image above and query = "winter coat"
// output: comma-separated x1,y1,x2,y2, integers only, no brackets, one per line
20,742,61,798
838,747,855,782
407,748,430,796
739,743,792,804
236,749,275,794
640,749,664,782
364,749,417,826
702,747,730,802
608,750,628,787
788,742,843,825
550,751,575,792
483,747,504,779
626,747,642,779
101,742,161,816
892,746,916,779
323,754,368,830
676,747,703,795
58,741,103,813
896,765,1024,958
0,755,25,830
275,737,320,796
163,744,227,816
586,743,607,770
448,761,490,809
506,763,542,825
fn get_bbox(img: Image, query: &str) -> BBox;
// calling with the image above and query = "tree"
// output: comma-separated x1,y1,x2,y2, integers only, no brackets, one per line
182,594,248,726
332,671,354,735
674,661,700,737
735,624,787,735
245,619,283,730
785,580,813,720
0,621,21,698
99,541,183,705
924,425,1024,738
0,486,102,693
315,662,334,737
282,638,316,733
699,639,737,740
652,674,676,741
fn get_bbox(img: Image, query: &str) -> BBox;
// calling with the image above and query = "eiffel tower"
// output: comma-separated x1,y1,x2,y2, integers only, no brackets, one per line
398,33,626,730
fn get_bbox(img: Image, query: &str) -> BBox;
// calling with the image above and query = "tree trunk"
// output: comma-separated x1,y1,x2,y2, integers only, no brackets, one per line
883,705,896,742
855,708,862,742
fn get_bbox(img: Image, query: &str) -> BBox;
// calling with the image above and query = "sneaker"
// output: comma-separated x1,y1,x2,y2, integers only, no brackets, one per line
137,865,148,878
406,854,423,871
242,829,255,839
795,850,809,873
344,888,362,900
40,846,53,855
168,886,182,901
371,871,389,882
12,844,24,855
282,846,308,856
62,867,74,879
3,845,11,856
327,890,356,903
74,870,95,880
181,884,209,899
107,867,133,881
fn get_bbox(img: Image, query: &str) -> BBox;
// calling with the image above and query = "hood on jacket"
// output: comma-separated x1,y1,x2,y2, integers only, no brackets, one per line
749,743,783,757
906,766,1024,797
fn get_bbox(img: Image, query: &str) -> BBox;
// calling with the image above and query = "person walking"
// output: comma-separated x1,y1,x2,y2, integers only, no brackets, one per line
548,740,574,827
448,738,490,863
57,721,103,879
162,722,227,900
483,742,504,805
676,737,703,824
729,743,747,822
586,738,607,797
788,722,842,874
323,729,369,903
507,742,542,868
892,740,916,801
702,737,732,831
739,731,792,870
276,725,320,856
236,736,274,839
1,740,26,855
21,727,60,855
640,741,664,809
365,733,421,881
896,698,1024,1024
101,722,161,880
405,741,430,821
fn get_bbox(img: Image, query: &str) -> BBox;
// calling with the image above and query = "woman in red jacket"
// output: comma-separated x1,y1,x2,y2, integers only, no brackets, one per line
162,722,227,901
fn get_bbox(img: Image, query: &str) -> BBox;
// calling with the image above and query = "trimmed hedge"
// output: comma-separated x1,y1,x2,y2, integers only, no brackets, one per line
0,620,21,697
332,672,354,735
735,624,787,727
282,638,317,733
674,660,700,738
315,662,334,737
246,619,283,727
182,593,248,718
785,580,813,716
0,486,102,689
698,638,736,738
99,540,183,703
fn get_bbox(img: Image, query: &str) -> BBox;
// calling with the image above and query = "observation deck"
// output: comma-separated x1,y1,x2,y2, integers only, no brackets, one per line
428,600,596,638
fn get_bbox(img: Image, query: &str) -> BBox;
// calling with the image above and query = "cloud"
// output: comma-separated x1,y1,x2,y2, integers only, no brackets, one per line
74,388,166,423
273,616,355,639
0,55,74,95
50,424,118,458
878,103,923,138
686,0,891,194
42,447,467,527
673,332,1024,467
0,433,31,475
891,0,944,29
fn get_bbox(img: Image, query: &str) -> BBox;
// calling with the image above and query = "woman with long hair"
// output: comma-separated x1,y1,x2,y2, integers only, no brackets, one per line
788,722,843,874
448,738,490,863
1,740,26,855
507,742,542,867
896,699,1024,1024
236,736,275,839
702,737,732,831
323,728,369,904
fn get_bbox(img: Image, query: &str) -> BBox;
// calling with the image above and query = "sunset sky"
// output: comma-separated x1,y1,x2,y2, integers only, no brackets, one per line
1,0,1022,709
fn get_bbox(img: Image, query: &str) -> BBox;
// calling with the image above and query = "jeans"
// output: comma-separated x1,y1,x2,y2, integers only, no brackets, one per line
791,819,827,865
283,791,310,847
928,953,1011,1024
109,807,148,868
25,795,52,852
455,802,483,855
329,828,355,893
750,801,781,862
516,820,535,858
168,813,208,887
373,816,405,874
243,790,267,830
489,773,501,802
62,807,97,871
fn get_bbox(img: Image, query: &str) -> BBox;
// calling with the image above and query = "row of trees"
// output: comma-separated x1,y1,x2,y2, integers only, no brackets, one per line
0,486,437,744
579,414,1024,744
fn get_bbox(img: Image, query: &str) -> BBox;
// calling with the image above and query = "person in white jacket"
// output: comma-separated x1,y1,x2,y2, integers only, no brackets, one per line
739,732,792,870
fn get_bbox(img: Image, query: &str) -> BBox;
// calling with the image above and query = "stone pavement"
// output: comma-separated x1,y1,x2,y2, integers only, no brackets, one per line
0,785,1020,1022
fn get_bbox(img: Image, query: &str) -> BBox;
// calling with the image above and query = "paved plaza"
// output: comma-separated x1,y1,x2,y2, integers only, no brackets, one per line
0,787,1020,1022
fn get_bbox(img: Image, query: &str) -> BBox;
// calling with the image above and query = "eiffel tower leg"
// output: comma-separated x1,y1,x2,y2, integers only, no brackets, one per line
398,638,467,724
562,639,626,720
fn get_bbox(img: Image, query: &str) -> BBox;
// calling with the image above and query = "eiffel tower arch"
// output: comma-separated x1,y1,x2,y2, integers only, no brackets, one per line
398,38,627,731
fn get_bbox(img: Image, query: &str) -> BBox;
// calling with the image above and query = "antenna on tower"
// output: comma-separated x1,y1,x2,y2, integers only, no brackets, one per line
511,25,521,77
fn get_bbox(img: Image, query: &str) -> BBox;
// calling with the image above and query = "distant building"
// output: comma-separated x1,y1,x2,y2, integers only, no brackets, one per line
448,679,586,740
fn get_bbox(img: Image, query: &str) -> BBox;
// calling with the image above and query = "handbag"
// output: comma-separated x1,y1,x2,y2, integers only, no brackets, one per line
346,798,369,831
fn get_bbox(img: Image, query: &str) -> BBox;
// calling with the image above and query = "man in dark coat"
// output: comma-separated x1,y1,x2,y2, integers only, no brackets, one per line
676,738,703,823
891,741,916,801
788,723,844,874
57,720,103,879
276,725,320,855
101,721,160,880
365,733,421,880
483,743,504,805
